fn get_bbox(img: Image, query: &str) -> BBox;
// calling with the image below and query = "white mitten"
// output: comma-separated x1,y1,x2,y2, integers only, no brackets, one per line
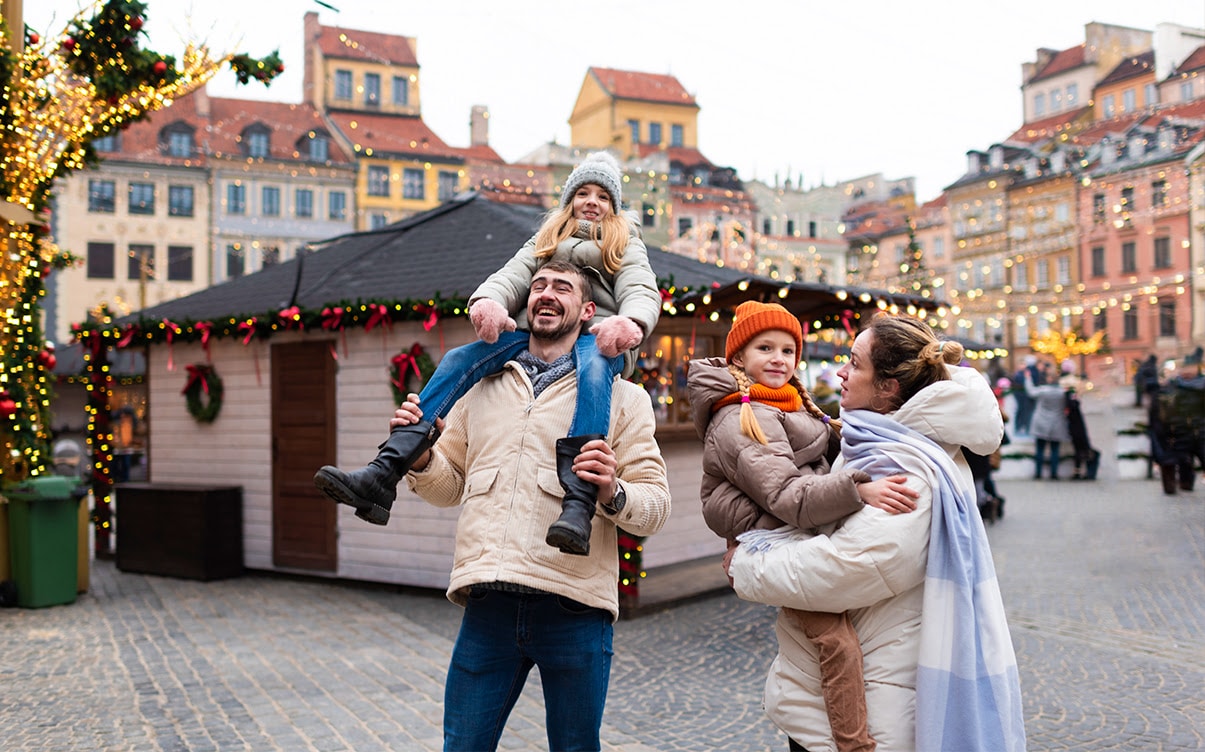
469,298,516,344
589,316,643,358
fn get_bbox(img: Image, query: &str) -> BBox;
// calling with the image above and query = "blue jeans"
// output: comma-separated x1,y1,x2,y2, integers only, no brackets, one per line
418,332,623,437
443,588,613,751
1034,438,1061,479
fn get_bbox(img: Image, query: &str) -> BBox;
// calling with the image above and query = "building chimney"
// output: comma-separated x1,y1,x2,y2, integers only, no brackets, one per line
303,11,320,108
470,105,489,147
193,84,210,118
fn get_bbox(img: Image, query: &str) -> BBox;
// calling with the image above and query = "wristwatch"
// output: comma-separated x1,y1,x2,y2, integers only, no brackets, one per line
602,482,626,516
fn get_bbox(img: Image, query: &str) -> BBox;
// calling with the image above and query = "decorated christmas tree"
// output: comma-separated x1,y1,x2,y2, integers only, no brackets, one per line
0,0,282,485
896,216,932,298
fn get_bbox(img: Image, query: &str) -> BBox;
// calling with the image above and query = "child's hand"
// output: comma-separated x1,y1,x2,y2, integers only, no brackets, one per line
470,298,516,344
858,475,919,514
589,315,643,358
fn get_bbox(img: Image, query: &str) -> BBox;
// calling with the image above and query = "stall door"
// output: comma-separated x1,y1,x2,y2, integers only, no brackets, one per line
271,341,337,570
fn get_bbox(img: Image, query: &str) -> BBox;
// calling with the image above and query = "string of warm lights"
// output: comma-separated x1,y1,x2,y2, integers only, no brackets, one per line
1,0,283,558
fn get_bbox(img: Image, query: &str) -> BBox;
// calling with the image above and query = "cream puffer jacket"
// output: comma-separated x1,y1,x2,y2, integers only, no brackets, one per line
406,361,671,621
686,357,869,539
470,222,662,376
728,366,1002,751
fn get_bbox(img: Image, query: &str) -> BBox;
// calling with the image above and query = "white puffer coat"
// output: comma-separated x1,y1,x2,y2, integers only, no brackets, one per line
728,366,1002,751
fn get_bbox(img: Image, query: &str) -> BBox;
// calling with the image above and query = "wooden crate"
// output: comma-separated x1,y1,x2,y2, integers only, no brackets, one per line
115,483,244,580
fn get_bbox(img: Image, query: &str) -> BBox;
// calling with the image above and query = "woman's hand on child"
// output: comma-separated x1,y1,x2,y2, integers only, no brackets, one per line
589,315,643,358
858,475,919,514
470,298,516,344
721,539,740,588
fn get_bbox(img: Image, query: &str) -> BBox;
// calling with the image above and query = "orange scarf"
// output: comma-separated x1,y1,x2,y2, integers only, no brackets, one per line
712,383,803,414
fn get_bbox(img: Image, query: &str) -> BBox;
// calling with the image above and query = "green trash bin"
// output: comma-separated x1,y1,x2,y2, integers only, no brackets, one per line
5,476,84,608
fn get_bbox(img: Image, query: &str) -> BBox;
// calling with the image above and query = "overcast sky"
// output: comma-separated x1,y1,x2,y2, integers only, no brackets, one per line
29,0,1205,200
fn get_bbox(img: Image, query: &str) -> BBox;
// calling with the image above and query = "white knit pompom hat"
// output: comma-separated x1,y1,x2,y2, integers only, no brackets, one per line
561,151,623,210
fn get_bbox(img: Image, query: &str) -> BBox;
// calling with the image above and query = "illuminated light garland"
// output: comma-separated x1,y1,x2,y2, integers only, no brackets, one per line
0,1,282,560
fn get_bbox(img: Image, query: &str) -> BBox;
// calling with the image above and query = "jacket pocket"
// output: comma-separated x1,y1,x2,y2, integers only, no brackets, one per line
453,466,500,566
528,469,609,581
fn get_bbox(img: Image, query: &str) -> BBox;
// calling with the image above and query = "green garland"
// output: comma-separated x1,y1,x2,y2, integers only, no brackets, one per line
182,364,223,423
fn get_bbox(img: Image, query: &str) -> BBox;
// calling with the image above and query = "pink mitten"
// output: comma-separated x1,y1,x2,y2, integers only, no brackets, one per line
589,316,643,358
469,298,516,344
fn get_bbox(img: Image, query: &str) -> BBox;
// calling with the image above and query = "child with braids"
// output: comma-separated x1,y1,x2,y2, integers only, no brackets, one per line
687,301,917,752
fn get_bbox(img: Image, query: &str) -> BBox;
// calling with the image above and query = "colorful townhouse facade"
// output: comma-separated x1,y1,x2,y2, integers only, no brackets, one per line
301,12,468,230
567,66,758,270
840,20,1205,382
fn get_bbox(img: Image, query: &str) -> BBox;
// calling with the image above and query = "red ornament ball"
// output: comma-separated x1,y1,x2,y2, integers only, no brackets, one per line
64,37,76,50
130,16,144,31
0,398,16,418
276,63,285,73
28,32,39,45
153,60,168,75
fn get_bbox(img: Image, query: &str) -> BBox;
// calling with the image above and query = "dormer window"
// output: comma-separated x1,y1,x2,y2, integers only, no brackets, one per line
160,122,195,158
244,125,270,159
300,130,331,162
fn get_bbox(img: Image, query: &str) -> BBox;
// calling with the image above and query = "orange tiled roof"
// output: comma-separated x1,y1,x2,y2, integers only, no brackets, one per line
589,67,697,107
1065,110,1147,146
1029,45,1087,83
105,90,208,165
208,98,352,163
635,143,712,168
316,23,418,66
326,111,462,161
1099,51,1155,86
458,144,505,164
919,194,947,211
1008,106,1093,142
1170,45,1205,76
1147,96,1205,123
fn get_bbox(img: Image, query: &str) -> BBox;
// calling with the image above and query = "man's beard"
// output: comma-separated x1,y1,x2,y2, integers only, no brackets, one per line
529,311,581,342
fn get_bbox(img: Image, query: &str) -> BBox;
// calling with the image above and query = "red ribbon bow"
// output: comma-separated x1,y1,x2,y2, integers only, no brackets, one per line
164,318,180,371
391,343,426,390
365,304,391,332
416,304,440,332
279,306,303,330
195,321,213,361
117,325,139,349
238,318,258,346
840,310,855,337
181,364,211,395
320,307,344,331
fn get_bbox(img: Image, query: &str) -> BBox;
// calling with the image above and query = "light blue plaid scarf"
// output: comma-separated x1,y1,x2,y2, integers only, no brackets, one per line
841,409,1027,752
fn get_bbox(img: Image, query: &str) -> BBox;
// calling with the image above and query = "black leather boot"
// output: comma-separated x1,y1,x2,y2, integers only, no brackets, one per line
546,434,605,556
313,421,440,525
1160,464,1178,495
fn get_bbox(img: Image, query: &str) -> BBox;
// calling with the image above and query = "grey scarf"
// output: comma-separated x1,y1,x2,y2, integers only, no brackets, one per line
514,350,574,398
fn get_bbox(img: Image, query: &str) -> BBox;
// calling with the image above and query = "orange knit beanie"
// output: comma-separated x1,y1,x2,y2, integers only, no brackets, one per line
725,301,804,366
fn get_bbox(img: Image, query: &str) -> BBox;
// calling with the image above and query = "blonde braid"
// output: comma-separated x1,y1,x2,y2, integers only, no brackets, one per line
794,376,842,440
728,364,769,445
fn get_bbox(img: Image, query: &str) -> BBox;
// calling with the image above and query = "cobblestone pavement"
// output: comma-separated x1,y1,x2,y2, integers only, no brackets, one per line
3,397,1204,751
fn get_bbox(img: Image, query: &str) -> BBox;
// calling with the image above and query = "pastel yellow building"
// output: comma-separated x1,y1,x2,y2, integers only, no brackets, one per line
303,12,466,229
569,67,700,156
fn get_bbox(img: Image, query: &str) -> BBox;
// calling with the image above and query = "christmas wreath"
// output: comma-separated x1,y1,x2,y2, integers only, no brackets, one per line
390,343,435,406
181,363,223,423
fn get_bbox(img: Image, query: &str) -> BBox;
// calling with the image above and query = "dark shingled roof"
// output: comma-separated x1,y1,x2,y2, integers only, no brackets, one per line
125,193,750,323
